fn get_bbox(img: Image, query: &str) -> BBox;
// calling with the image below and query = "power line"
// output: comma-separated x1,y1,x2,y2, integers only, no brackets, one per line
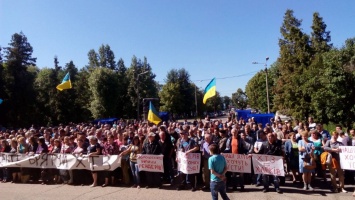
192,70,259,82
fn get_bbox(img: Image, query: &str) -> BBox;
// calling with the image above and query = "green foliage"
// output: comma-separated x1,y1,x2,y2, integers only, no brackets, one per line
1,32,37,127
221,96,231,110
88,68,121,119
232,88,248,109
310,12,332,54
274,9,313,119
205,91,223,112
126,56,158,119
159,68,198,117
245,62,278,113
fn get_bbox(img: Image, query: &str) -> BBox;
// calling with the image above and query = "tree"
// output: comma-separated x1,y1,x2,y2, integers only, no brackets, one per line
2,32,37,127
34,68,57,125
310,38,355,128
232,88,248,109
116,58,130,117
87,49,99,69
98,44,116,70
221,96,231,110
310,12,332,54
274,10,312,119
88,67,120,119
75,68,92,121
205,91,223,112
159,68,196,117
245,62,279,113
126,56,158,119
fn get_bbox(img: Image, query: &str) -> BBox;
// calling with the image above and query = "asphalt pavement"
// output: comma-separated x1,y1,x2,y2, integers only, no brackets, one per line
1,180,354,200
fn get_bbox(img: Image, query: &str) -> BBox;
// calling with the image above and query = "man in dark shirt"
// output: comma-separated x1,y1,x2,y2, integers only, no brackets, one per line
142,132,162,189
257,132,282,194
158,130,174,185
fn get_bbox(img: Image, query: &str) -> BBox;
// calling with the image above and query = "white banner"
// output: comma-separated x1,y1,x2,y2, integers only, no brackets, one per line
339,146,355,170
222,153,251,173
177,151,200,174
137,154,164,173
252,154,284,176
0,153,121,171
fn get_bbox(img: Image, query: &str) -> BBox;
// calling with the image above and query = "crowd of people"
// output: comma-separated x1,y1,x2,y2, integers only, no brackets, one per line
1,115,355,198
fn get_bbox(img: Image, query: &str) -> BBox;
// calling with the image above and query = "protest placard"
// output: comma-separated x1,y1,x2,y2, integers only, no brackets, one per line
222,153,251,173
137,154,164,173
177,151,200,174
339,146,355,170
252,154,284,176
0,153,121,171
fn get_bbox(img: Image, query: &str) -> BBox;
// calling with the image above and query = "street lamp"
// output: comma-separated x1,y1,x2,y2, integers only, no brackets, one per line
136,71,149,120
252,57,270,113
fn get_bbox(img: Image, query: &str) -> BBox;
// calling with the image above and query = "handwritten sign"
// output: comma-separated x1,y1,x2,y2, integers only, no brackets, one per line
0,153,121,171
177,152,201,174
222,153,251,173
137,154,164,173
339,146,355,170
252,155,284,176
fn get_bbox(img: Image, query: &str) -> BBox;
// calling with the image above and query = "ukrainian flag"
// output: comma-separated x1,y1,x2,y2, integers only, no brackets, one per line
148,101,162,125
203,78,216,104
56,72,72,91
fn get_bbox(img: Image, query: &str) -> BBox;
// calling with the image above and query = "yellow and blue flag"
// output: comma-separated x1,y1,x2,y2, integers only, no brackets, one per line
148,101,162,125
203,78,216,104
56,72,72,91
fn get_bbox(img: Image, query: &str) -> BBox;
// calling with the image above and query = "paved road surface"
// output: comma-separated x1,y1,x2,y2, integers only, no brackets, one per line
1,181,354,200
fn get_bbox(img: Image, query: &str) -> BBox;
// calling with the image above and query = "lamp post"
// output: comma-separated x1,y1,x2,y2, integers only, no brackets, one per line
136,71,149,120
252,57,270,113
194,84,198,117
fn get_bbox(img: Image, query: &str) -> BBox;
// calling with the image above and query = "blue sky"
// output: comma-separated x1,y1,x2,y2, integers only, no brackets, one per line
1,0,355,97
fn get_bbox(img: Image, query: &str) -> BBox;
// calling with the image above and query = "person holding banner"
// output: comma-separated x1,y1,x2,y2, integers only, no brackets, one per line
256,132,283,194
87,136,102,187
120,135,142,189
102,134,120,187
176,130,200,192
324,131,346,193
208,144,230,200
141,132,162,189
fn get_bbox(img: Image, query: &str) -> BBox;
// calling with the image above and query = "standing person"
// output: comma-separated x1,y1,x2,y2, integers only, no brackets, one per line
298,131,315,191
284,132,299,183
17,137,29,183
141,132,162,189
309,130,326,182
0,140,11,183
324,131,346,193
60,136,74,184
254,130,268,187
36,137,49,184
256,133,283,193
201,133,213,191
102,134,120,187
176,130,200,192
158,130,174,185
208,144,230,200
120,136,142,189
87,136,102,187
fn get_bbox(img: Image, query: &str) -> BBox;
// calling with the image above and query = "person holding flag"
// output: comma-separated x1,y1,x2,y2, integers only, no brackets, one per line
56,72,72,91
203,78,216,104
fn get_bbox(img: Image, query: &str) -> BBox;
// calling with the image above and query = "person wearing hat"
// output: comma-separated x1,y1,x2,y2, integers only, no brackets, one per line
176,130,200,192
142,132,162,189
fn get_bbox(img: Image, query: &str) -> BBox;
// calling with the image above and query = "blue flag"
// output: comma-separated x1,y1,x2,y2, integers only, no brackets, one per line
0,99,3,104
